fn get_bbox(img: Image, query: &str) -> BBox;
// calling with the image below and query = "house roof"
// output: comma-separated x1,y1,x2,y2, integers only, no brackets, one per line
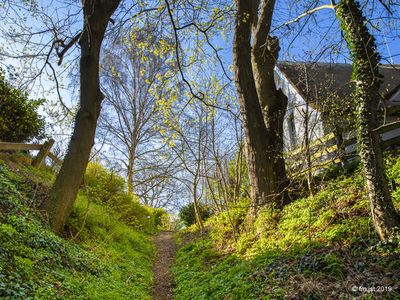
277,61,400,110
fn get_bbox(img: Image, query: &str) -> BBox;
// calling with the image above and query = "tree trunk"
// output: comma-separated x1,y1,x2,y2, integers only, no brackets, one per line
41,0,121,233
127,161,134,195
233,143,244,202
233,0,289,212
302,66,314,196
193,177,204,231
127,145,136,195
252,35,289,206
333,125,346,167
336,0,400,240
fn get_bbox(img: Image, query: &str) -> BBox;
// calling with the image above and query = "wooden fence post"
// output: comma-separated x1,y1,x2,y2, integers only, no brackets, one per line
31,139,55,168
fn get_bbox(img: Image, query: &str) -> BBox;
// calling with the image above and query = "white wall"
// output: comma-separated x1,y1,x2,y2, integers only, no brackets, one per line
274,67,326,151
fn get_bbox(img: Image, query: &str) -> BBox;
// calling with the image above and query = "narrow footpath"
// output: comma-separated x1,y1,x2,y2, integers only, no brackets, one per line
152,231,177,300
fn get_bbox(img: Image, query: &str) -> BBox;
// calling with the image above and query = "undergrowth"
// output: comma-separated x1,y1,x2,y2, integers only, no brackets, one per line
173,157,400,299
0,158,155,299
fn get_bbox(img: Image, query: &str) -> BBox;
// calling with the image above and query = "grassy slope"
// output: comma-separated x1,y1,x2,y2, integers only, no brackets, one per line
0,159,154,299
173,161,400,299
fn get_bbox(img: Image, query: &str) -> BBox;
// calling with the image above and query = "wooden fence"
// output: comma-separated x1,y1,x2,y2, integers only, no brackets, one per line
2,122,400,174
287,121,400,176
0,139,62,168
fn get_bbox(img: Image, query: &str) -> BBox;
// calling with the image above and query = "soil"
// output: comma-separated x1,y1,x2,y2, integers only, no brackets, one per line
152,231,177,300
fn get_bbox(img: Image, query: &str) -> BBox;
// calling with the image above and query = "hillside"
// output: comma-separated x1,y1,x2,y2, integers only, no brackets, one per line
172,158,400,299
0,155,158,299
1,153,400,299
2,1,400,299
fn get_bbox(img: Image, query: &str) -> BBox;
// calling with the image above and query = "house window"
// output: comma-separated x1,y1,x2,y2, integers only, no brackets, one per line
287,112,296,148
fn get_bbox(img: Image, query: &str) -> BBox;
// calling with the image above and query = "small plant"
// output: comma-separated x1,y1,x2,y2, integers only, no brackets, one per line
321,253,344,277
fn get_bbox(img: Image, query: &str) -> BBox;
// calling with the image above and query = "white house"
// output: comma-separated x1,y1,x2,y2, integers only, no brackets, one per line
274,61,400,169
275,62,400,148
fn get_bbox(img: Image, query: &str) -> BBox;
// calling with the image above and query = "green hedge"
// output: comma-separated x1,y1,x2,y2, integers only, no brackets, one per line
0,73,45,142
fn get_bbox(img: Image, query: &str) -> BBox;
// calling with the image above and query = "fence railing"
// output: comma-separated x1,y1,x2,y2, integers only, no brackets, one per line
286,121,400,176
2,122,400,174
0,139,62,167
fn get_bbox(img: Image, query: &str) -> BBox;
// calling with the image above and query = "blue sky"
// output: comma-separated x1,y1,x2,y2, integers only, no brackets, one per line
1,0,399,140
2,0,400,104
273,0,400,64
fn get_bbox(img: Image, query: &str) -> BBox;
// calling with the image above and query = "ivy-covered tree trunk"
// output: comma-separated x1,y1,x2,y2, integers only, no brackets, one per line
233,0,289,212
336,0,400,240
41,0,121,232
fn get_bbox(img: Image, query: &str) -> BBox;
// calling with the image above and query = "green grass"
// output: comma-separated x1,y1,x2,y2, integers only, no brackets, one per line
0,160,154,299
173,239,271,300
173,160,400,299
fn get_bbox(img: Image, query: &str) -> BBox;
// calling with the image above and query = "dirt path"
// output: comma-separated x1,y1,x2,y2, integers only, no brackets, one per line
152,231,177,300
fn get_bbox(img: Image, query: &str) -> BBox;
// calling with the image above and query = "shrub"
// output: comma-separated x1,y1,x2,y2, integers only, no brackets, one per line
179,202,211,227
83,162,165,232
206,198,251,249
0,73,45,142
84,161,126,205
153,207,168,227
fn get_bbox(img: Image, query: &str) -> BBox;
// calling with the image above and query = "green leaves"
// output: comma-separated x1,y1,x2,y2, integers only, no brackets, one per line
0,159,155,299
178,202,212,227
0,73,45,142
